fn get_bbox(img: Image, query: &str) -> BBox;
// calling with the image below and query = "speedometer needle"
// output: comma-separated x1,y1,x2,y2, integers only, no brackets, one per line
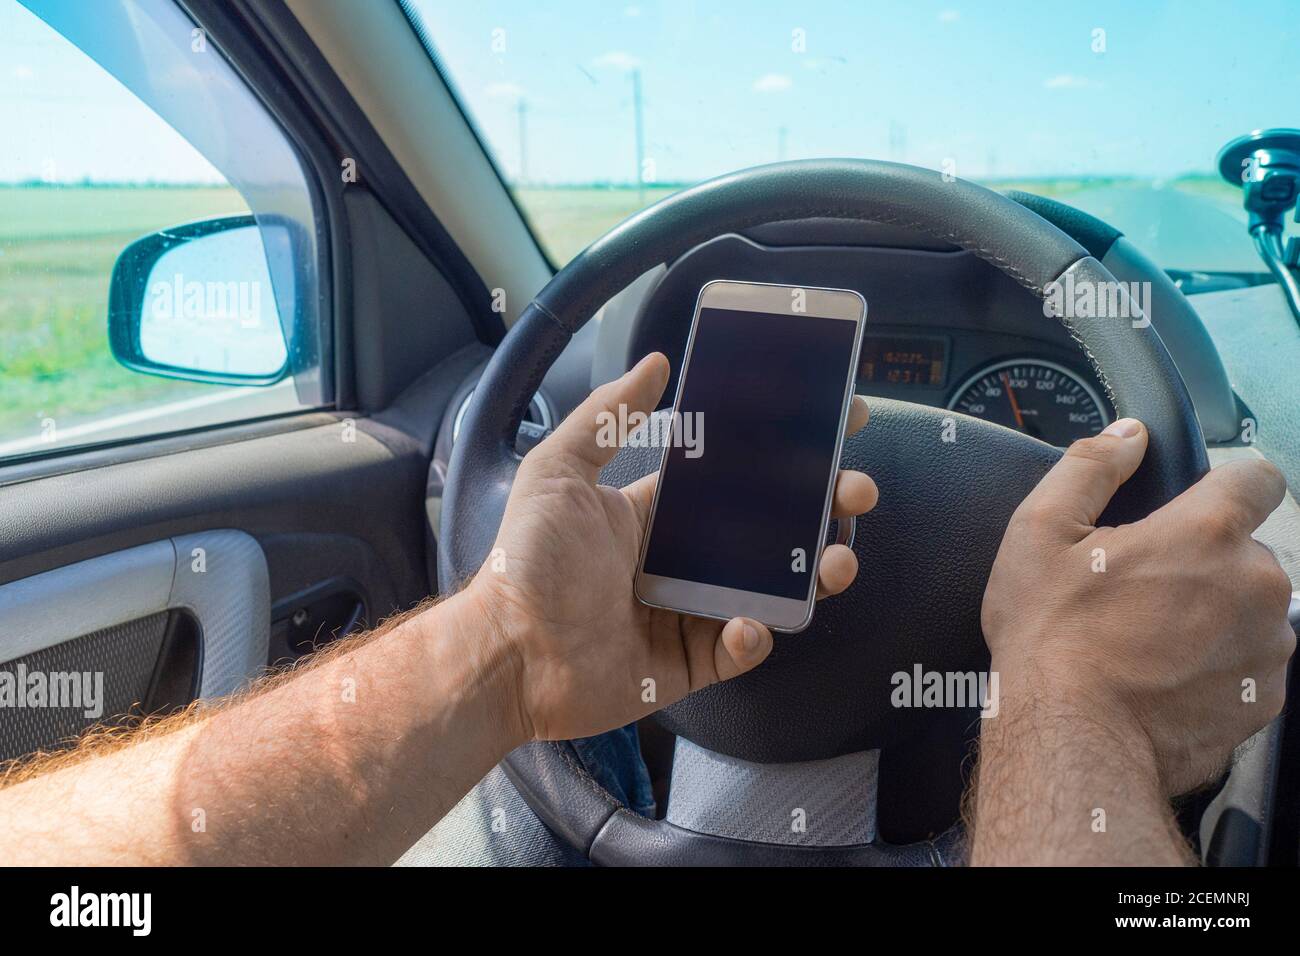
1001,372,1026,431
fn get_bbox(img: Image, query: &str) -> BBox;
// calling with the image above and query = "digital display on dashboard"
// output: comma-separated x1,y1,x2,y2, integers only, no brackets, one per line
858,334,948,387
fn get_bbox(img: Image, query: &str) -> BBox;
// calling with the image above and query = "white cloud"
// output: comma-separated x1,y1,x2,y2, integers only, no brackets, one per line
753,73,792,93
624,5,641,16
12,65,34,79
1044,74,1100,89
592,50,641,71
939,10,960,23
485,82,526,100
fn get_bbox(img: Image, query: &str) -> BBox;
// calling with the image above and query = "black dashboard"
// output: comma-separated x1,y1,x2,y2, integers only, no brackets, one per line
610,221,1115,447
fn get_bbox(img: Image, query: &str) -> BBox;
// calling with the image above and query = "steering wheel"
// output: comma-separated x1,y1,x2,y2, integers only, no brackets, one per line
439,160,1208,865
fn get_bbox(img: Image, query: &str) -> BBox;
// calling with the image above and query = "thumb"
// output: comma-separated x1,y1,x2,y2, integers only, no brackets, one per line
537,352,671,480
1013,418,1148,537
713,617,775,683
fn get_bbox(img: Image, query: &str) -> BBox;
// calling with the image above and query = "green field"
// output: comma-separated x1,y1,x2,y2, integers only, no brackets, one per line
513,185,683,264
0,175,1244,449
0,185,249,442
513,175,1240,264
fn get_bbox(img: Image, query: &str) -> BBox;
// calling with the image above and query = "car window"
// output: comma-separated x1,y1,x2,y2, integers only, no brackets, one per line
402,0,1293,273
0,0,326,461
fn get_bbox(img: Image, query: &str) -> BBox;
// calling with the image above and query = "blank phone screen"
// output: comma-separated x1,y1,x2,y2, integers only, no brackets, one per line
642,306,859,599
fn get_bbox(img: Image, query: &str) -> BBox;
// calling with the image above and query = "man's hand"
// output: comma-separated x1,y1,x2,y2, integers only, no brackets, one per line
982,418,1294,795
0,351,874,866
972,417,1294,865
464,352,878,742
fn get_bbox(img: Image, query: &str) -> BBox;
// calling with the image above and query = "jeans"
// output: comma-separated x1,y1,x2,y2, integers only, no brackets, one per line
569,723,657,818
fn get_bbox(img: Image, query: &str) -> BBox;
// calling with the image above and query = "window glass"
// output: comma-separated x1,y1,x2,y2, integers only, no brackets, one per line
0,0,324,460
403,0,1295,272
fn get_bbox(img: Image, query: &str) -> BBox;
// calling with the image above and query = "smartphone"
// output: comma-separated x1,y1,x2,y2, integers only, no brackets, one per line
635,279,867,633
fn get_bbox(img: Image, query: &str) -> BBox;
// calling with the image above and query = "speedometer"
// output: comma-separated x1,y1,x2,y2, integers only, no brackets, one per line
947,359,1109,446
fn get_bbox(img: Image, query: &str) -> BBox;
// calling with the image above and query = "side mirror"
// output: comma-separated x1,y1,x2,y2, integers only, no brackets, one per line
108,215,291,386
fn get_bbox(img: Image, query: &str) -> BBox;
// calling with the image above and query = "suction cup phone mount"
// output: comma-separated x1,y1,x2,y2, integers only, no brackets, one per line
1218,128,1300,325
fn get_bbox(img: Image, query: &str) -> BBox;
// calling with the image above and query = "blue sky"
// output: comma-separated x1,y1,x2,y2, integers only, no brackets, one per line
2,0,1296,185
411,0,1299,184
0,0,223,182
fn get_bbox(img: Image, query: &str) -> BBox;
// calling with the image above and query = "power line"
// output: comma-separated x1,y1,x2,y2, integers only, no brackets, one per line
517,98,528,183
632,68,645,204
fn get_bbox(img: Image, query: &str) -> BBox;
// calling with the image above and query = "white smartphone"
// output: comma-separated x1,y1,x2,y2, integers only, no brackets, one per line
634,279,867,633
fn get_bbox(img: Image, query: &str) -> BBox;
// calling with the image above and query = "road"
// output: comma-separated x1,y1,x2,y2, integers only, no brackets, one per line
1058,181,1258,273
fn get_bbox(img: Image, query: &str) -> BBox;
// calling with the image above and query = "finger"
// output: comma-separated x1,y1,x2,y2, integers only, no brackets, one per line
679,614,772,691
541,352,671,479
832,469,878,518
1160,457,1287,538
816,543,858,599
845,395,870,437
621,471,659,525
1012,418,1148,538
712,616,773,683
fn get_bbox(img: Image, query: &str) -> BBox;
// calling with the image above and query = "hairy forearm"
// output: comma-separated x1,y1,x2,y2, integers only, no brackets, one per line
0,588,526,866
968,661,1195,866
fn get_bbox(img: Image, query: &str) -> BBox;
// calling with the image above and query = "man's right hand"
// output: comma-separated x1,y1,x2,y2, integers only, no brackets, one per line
981,417,1295,797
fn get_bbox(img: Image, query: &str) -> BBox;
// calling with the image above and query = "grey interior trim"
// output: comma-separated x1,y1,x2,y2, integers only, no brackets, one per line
1201,723,1282,866
171,531,271,698
666,738,879,847
396,765,587,867
284,0,551,325
0,541,175,664
0,412,339,491
1196,445,1300,863
0,531,270,700
345,188,480,412
0,418,428,607
1101,237,1239,442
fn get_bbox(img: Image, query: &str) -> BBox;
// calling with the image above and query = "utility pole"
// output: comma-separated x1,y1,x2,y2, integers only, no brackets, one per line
889,120,907,161
632,68,645,204
517,97,528,183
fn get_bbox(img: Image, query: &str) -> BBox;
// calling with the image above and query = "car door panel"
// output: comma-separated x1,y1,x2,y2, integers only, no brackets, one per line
0,530,270,760
0,612,180,763
0,415,428,757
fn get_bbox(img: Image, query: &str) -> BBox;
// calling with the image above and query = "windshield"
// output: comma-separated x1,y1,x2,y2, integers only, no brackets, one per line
402,0,1297,273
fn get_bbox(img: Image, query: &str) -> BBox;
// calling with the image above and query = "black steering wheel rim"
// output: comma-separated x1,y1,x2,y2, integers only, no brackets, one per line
439,159,1208,866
